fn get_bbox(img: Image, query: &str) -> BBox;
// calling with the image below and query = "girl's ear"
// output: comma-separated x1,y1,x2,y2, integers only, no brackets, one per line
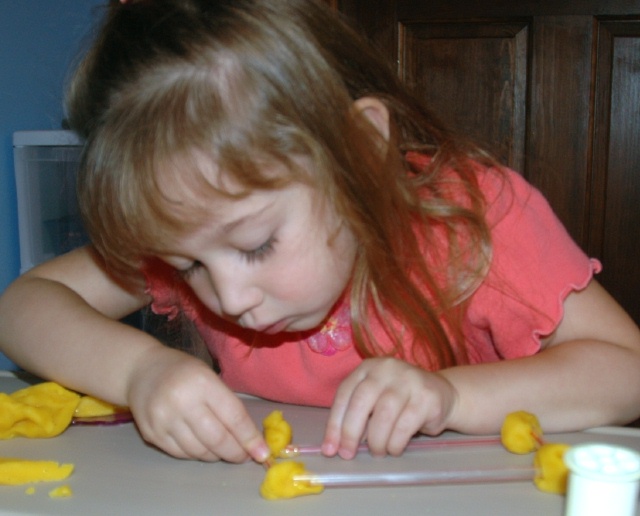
353,96,390,142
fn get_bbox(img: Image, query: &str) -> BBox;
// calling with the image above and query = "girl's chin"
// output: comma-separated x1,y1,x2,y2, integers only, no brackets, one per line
289,311,336,334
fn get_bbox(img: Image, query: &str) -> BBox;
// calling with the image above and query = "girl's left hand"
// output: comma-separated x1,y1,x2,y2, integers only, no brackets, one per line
321,357,458,459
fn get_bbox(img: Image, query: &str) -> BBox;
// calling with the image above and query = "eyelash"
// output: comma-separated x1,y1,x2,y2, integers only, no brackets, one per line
178,237,277,278
242,237,276,264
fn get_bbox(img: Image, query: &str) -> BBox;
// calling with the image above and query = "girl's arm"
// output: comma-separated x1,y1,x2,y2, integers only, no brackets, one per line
442,279,640,432
0,245,149,398
0,246,269,463
323,280,640,458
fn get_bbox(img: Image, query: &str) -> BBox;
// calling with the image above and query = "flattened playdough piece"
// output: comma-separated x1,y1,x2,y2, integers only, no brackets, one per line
74,395,128,418
0,457,74,485
0,382,80,439
49,484,73,498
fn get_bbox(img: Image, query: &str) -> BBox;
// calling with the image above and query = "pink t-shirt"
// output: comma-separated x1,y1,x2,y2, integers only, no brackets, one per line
143,161,600,407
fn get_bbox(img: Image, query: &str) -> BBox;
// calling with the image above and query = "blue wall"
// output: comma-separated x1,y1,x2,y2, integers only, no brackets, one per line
0,1,104,369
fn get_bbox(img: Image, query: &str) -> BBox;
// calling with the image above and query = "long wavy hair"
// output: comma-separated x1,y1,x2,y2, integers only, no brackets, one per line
67,0,495,370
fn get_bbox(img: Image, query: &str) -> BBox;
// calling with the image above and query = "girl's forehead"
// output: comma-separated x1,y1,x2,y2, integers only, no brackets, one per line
157,150,244,199
147,148,322,246
153,154,287,223
150,185,272,255
156,173,251,234
157,148,303,197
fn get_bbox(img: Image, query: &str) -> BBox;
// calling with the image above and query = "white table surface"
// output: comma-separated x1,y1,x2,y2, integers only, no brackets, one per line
1,370,639,516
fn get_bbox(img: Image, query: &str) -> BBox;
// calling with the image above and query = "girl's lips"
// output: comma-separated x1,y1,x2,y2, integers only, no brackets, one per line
257,319,290,335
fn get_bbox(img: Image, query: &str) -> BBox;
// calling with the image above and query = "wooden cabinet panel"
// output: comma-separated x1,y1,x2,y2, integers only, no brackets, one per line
526,16,595,244
400,21,528,172
338,0,640,323
592,21,640,316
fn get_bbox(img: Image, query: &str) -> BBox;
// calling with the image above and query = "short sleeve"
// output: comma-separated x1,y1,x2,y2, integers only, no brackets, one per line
141,258,202,321
464,168,602,362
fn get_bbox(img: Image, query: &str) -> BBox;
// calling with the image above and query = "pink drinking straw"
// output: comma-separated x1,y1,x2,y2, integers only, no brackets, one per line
279,435,502,458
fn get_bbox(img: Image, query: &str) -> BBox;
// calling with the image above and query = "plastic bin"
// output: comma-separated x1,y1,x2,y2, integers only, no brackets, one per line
13,130,86,274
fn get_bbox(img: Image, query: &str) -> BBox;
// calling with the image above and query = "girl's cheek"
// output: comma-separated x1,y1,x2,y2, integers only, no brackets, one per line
189,281,222,315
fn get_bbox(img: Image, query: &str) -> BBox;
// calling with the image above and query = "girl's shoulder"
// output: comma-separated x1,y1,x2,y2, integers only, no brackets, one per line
405,151,520,205
465,163,601,359
474,163,559,233
406,150,545,231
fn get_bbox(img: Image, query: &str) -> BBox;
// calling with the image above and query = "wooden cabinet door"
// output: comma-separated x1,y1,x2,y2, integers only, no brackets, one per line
338,0,640,324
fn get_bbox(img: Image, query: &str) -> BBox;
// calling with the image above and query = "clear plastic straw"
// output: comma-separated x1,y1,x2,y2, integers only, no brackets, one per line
279,435,502,458
294,465,535,488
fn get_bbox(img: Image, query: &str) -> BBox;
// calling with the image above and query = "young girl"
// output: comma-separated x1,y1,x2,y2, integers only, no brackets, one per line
1,0,639,465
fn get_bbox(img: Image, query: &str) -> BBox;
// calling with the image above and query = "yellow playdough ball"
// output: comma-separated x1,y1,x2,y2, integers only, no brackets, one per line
260,461,324,500
501,411,544,454
263,410,293,458
534,443,571,494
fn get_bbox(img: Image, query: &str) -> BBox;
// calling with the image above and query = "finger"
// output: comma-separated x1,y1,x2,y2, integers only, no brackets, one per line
322,368,371,457
187,409,251,463
164,431,222,462
321,384,362,457
383,399,425,456
365,389,407,457
322,389,352,456
334,377,384,459
208,395,270,463
141,416,221,461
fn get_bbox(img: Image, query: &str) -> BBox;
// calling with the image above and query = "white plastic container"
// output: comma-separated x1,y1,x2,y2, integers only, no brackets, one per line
13,130,85,274
564,442,640,516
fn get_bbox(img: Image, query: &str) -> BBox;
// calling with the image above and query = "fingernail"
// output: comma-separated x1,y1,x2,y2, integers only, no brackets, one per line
338,447,355,460
253,443,271,463
321,442,337,456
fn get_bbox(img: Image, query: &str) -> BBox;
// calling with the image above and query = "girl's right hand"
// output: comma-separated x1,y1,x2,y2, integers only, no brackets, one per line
322,357,458,459
126,347,270,463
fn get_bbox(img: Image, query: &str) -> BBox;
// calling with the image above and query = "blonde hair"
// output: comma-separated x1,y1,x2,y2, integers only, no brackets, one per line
67,0,494,370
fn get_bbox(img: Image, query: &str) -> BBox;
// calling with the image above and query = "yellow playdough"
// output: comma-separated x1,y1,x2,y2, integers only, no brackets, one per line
533,443,571,494
0,458,74,485
263,410,293,458
74,395,128,418
260,460,324,500
0,382,80,439
49,484,73,498
500,411,544,454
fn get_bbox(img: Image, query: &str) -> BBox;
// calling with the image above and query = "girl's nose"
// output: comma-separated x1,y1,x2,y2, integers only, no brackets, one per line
210,268,262,320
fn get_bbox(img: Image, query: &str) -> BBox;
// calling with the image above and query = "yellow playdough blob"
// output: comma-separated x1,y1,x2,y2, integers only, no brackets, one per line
49,484,73,498
0,458,74,485
74,396,128,418
500,411,544,454
534,443,571,494
260,460,324,500
0,383,81,439
263,410,293,458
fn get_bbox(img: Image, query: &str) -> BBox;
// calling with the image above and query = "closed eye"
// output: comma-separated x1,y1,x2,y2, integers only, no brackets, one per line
242,237,276,264
178,260,203,279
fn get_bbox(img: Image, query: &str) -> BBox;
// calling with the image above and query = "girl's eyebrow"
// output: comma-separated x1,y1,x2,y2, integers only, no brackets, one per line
220,202,274,234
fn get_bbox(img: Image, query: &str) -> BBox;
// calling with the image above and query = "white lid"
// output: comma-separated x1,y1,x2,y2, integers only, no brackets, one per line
565,443,640,483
